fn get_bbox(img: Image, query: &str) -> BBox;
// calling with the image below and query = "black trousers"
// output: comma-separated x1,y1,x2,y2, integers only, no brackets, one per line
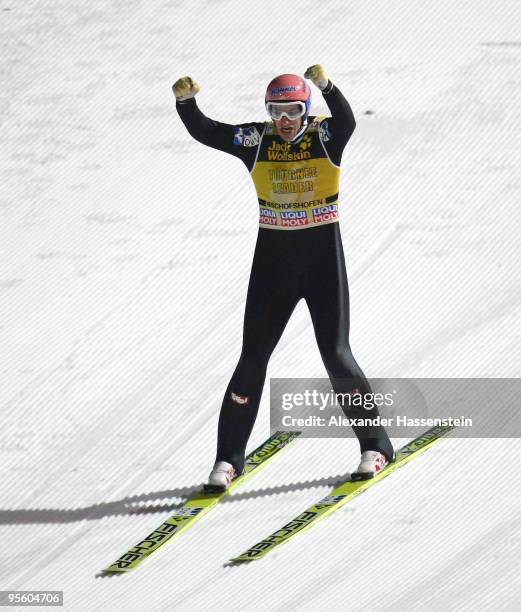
216,223,394,472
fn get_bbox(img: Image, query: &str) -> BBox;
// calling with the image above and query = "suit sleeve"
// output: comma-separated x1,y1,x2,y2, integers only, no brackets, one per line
319,81,357,166
176,98,263,171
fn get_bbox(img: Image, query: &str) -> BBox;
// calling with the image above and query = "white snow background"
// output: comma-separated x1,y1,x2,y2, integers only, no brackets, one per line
1,0,521,610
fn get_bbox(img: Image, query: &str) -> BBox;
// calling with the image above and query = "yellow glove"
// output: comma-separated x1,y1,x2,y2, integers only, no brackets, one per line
172,76,200,101
304,65,329,91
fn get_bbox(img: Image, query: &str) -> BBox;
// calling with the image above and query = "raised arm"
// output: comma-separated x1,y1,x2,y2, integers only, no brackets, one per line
173,76,263,169
304,65,356,165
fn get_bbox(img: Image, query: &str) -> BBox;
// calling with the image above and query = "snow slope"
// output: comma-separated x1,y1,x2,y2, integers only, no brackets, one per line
1,0,521,609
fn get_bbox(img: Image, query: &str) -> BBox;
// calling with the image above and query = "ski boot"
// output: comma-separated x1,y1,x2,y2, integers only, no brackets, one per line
204,461,237,493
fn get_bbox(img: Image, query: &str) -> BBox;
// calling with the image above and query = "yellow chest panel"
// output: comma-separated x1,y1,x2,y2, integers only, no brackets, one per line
251,122,341,230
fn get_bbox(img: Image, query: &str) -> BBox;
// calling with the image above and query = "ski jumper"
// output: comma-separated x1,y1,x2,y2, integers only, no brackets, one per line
176,83,394,472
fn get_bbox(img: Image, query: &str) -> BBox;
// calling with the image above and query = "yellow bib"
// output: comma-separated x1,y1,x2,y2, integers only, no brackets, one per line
251,118,341,230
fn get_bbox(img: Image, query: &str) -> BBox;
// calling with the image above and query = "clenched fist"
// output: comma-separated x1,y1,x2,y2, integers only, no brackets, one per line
304,65,329,91
172,76,200,101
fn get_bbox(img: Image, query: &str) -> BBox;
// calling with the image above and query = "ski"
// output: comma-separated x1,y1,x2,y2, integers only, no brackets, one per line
229,424,454,564
100,430,300,575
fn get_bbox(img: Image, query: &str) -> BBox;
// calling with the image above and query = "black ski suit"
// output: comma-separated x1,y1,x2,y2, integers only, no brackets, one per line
176,82,394,472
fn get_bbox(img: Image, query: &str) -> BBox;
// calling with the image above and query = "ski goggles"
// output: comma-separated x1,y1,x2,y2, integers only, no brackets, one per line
265,101,306,121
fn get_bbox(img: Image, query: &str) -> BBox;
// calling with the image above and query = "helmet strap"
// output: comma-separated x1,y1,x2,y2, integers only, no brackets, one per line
289,115,309,144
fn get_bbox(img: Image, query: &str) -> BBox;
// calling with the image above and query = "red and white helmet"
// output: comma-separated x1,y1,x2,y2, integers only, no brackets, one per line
265,73,312,119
